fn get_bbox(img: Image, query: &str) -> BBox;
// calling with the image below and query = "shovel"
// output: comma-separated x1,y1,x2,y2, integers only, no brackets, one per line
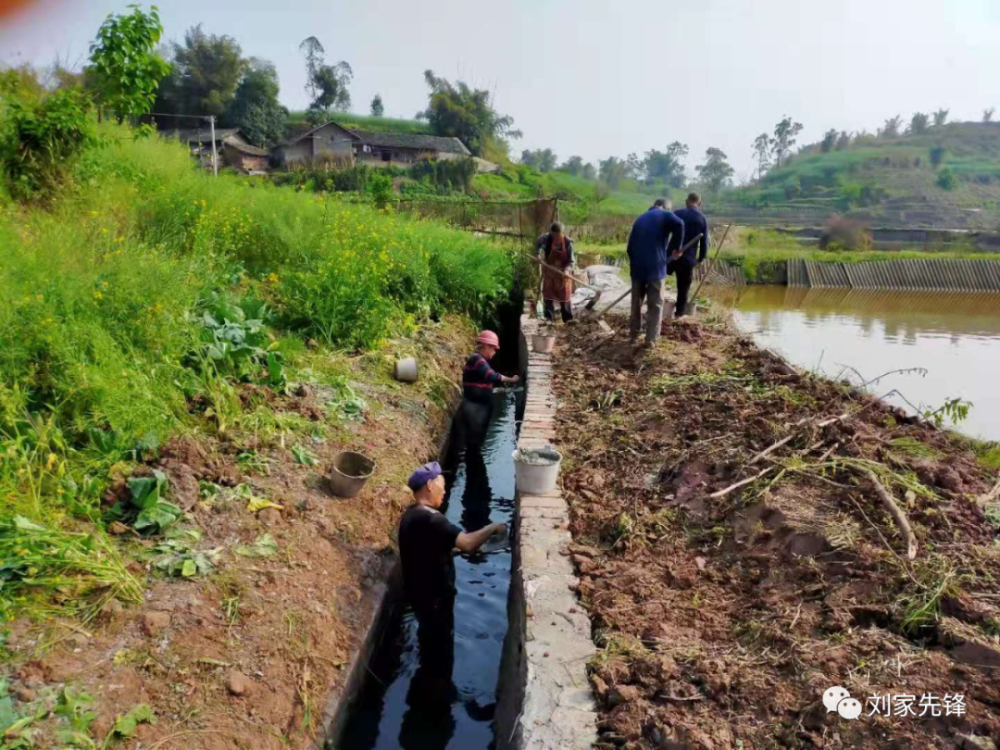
528,252,604,311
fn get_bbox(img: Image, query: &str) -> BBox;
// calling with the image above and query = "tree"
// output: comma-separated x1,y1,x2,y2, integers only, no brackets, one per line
418,70,520,157
644,141,688,187
581,162,597,180
933,108,949,127
835,131,852,151
752,132,772,180
561,155,584,176
820,129,838,153
156,25,244,117
984,108,995,124
771,116,803,168
370,94,384,117
299,37,352,123
879,115,902,138
909,112,929,135
520,148,557,172
624,152,644,181
225,58,287,147
88,5,170,119
696,147,734,194
598,156,625,189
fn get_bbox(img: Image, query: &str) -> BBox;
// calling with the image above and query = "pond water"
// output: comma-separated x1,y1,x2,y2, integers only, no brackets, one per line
337,389,520,749
711,286,1000,441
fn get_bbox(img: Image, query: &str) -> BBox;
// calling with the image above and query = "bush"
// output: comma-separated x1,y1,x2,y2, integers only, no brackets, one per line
936,167,957,191
0,88,93,201
819,216,871,251
368,172,393,208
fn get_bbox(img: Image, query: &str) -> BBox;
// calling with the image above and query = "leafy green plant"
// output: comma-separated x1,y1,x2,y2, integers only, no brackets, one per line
936,167,957,190
112,470,182,534
233,533,279,558
924,397,971,427
102,704,154,747
186,302,285,387
291,445,318,466
54,687,97,748
368,172,393,209
152,532,220,578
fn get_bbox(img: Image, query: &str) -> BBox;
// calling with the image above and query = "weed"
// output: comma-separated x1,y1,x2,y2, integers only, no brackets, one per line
291,445,318,466
151,529,221,578
236,450,271,476
590,632,650,668
0,516,143,622
899,555,961,635
888,436,942,460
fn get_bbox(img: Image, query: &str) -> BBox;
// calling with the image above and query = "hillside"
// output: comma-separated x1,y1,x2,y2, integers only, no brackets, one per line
723,122,1000,230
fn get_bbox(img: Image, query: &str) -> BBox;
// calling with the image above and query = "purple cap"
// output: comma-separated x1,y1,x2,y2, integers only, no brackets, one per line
408,461,442,492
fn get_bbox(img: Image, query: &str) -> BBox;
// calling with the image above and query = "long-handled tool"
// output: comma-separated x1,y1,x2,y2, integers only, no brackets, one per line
592,233,703,320
688,224,733,304
527,252,605,311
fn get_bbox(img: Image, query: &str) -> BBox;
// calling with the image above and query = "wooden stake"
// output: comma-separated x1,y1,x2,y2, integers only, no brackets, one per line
864,469,918,560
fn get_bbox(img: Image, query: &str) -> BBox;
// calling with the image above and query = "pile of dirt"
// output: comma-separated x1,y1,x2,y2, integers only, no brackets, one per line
3,317,474,749
553,314,1000,749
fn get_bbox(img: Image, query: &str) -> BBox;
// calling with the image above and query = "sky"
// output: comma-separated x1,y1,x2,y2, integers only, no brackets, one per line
2,0,999,178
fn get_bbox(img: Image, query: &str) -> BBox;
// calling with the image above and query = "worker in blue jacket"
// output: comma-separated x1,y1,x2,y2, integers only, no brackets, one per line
626,199,684,346
669,192,710,317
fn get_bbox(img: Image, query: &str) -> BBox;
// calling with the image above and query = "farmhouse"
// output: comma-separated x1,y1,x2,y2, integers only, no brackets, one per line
172,128,270,174
352,131,472,166
272,122,356,168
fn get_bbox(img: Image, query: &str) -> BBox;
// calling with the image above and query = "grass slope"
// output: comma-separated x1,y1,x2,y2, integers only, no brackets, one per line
286,110,432,134
0,120,512,621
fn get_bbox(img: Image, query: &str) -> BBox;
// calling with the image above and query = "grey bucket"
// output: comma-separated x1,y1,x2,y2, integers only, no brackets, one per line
328,451,376,498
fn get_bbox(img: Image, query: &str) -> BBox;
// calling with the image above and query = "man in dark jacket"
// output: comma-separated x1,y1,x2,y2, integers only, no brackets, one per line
670,192,710,318
626,199,684,345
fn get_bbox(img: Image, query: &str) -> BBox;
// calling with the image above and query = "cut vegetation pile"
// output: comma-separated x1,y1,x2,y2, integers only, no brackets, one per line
0,121,512,747
553,314,1000,749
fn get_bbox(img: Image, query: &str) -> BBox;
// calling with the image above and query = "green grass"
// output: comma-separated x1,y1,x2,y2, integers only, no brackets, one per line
286,111,432,134
0,118,513,620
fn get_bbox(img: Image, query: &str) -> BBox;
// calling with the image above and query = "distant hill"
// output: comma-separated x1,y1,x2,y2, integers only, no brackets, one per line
723,122,1000,230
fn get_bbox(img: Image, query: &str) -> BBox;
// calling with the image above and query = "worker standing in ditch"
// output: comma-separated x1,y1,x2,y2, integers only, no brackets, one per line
398,461,506,742
535,221,576,323
626,199,685,347
454,330,519,453
670,192,710,318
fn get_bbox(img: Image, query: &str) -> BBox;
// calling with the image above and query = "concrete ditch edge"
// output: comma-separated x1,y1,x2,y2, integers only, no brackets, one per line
499,313,598,749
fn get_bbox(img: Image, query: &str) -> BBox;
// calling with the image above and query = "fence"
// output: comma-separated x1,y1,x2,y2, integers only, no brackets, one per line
787,258,1000,292
395,199,559,241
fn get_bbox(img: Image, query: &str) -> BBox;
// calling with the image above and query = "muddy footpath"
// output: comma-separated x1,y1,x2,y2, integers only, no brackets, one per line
552,312,1000,749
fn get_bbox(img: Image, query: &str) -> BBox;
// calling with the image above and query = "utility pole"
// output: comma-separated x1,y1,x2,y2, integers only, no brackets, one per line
208,116,218,177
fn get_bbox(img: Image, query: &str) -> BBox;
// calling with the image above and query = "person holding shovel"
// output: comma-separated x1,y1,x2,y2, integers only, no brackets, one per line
626,199,685,346
669,192,710,318
535,222,576,323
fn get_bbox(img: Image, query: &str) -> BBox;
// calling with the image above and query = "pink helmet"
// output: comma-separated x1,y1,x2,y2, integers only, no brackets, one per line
476,330,500,349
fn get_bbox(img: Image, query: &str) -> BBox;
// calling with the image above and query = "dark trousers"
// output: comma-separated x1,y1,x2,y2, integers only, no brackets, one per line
402,595,456,749
675,263,694,317
544,299,573,323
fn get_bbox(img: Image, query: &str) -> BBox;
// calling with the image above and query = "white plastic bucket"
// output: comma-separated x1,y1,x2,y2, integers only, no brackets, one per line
531,334,555,354
513,447,562,494
394,357,418,382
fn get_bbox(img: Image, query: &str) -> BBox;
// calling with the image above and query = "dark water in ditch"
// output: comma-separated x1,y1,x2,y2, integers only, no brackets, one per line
338,388,521,749
710,286,1000,441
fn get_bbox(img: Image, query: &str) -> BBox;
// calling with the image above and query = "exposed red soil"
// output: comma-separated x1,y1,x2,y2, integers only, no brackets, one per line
553,314,1000,749
4,317,473,749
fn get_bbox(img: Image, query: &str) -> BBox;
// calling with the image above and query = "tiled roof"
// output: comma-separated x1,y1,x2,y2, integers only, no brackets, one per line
352,130,471,155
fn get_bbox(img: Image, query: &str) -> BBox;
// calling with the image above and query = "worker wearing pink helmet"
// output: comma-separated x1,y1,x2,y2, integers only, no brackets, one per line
455,330,520,452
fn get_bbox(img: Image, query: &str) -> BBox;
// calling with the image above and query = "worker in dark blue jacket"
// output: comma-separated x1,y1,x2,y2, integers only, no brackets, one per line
625,199,684,345
670,192,710,317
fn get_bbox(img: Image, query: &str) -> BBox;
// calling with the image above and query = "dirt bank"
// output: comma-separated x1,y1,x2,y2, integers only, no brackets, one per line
2,317,473,749
552,312,1000,749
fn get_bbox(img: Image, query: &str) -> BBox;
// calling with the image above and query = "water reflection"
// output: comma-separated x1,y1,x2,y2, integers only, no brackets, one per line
338,390,518,749
710,286,1000,440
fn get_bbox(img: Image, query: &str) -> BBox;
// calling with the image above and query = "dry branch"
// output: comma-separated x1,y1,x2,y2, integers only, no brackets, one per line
709,466,776,498
864,469,918,560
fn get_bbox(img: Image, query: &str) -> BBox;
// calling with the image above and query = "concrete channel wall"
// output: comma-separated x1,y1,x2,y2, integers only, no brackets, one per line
496,314,598,750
